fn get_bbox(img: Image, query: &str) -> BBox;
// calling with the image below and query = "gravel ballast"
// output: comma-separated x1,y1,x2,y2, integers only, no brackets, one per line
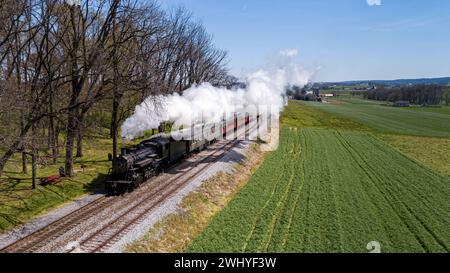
104,141,250,253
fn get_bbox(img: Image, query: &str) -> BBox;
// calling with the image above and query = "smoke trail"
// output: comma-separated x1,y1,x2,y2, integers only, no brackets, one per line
120,53,311,140
279,48,299,57
367,0,381,6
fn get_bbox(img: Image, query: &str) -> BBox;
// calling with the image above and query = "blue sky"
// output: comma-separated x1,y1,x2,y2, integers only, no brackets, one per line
161,0,450,82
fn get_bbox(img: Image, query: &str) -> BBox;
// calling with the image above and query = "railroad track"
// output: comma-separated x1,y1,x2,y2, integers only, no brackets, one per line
70,139,240,253
0,138,243,253
0,195,113,253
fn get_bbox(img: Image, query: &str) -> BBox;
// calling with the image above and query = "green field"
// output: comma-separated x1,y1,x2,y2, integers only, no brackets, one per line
187,128,450,252
187,99,450,253
380,134,450,178
282,100,450,178
307,101,450,137
280,100,369,131
405,106,450,116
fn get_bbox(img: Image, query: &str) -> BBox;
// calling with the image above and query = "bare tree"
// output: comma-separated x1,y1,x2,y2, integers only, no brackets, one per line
0,0,230,183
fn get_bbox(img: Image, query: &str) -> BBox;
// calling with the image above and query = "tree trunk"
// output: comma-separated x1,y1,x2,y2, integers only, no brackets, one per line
65,109,77,177
65,3,82,178
111,10,120,160
31,124,37,189
111,97,119,159
110,121,114,139
48,118,53,149
55,124,60,155
0,160,5,178
76,127,83,158
20,118,27,174
51,128,58,164
31,152,36,189
49,96,57,164
0,122,32,177
17,46,27,174
21,146,27,174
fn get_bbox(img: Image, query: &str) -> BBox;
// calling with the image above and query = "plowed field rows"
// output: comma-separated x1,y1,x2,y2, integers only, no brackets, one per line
187,128,450,252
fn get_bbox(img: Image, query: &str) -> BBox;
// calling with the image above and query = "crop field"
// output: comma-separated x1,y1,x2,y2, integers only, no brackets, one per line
380,134,450,178
404,106,450,116
280,100,371,132
307,101,450,137
187,128,450,252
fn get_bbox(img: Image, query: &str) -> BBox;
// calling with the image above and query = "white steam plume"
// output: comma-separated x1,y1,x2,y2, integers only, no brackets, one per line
279,48,299,57
121,54,310,140
367,0,381,6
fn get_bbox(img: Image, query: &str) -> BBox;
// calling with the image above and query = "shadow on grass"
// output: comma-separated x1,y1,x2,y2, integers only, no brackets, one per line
0,212,22,229
76,160,110,164
0,172,108,232
83,173,107,194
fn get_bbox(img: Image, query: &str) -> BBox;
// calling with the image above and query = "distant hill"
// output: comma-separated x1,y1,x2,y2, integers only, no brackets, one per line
321,77,450,86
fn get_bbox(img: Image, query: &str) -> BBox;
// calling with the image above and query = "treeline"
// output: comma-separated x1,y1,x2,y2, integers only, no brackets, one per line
363,85,450,105
0,0,231,185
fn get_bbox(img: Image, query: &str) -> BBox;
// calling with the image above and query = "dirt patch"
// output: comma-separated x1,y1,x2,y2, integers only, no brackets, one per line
125,144,267,253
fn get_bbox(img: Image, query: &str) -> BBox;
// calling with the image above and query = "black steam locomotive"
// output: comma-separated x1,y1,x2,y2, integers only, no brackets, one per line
105,114,254,194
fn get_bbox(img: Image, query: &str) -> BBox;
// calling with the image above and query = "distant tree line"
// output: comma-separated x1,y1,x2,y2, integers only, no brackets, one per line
363,85,450,106
0,0,231,185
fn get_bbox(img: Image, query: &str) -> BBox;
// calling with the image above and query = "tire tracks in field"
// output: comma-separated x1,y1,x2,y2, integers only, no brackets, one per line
260,129,302,252
279,129,307,251
326,131,346,252
335,131,448,252
240,133,293,252
335,131,427,251
367,136,450,218
363,137,450,252
297,129,315,252
304,129,345,252
363,136,450,252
